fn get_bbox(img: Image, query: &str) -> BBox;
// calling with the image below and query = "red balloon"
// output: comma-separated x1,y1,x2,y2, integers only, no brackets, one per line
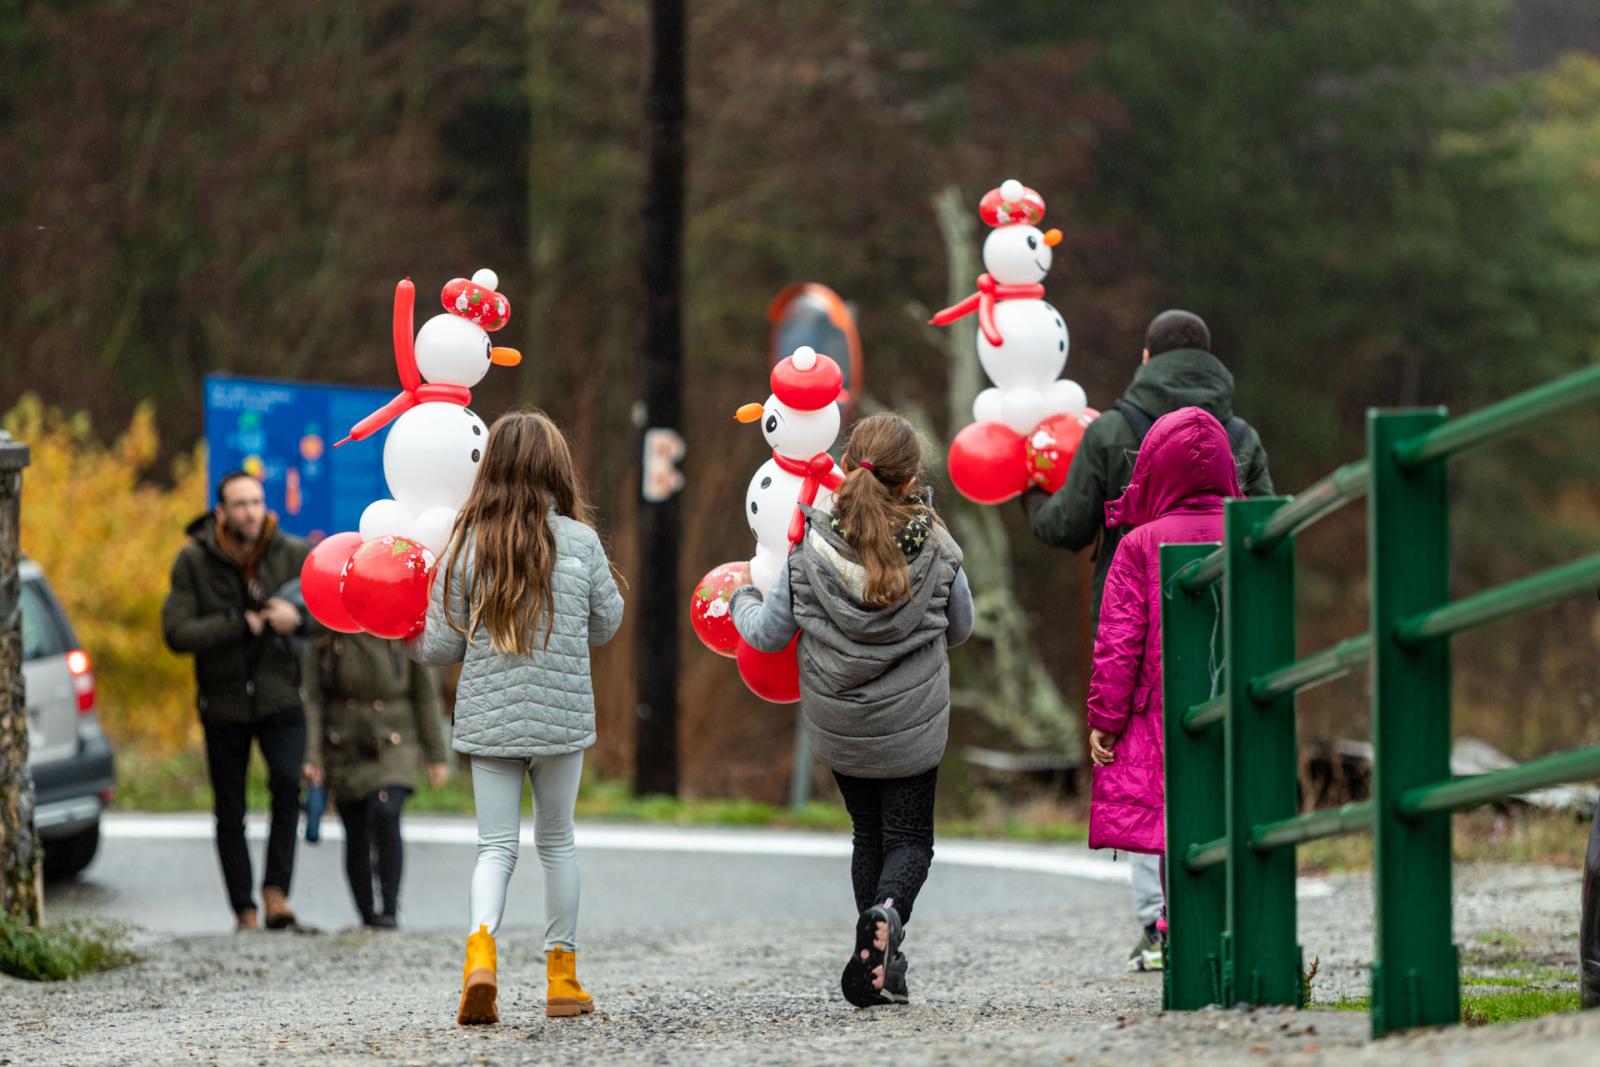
948,420,1030,504
1025,408,1100,494
341,535,436,640
736,634,801,704
301,532,363,633
690,561,747,658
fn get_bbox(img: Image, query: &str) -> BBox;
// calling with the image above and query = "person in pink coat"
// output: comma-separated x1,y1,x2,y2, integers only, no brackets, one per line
1087,406,1242,857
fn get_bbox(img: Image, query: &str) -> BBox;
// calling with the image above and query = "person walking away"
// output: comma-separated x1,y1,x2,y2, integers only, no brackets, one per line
1084,408,1241,940
731,413,974,1009
1022,309,1273,972
161,471,313,932
412,410,625,1026
302,631,450,928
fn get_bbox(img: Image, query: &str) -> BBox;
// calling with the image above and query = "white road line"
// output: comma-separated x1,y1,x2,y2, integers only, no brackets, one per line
100,813,1335,897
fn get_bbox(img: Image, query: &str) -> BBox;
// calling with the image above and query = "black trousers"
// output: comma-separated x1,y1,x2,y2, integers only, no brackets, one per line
832,766,939,925
202,707,307,915
336,785,413,924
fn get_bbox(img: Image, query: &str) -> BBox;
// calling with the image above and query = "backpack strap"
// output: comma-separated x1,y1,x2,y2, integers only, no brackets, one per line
1225,415,1251,451
1114,399,1156,442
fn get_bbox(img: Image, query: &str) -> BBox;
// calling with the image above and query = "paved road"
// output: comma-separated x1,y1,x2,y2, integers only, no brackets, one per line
48,813,1139,936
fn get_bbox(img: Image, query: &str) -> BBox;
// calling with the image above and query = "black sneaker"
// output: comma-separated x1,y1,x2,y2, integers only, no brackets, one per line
840,903,904,1008
364,914,398,930
881,950,910,1004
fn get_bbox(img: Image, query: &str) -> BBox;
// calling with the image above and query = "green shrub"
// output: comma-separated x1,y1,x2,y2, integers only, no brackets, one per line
0,916,139,981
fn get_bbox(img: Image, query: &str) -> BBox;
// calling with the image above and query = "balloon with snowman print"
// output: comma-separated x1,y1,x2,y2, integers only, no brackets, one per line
931,179,1092,503
340,269,524,557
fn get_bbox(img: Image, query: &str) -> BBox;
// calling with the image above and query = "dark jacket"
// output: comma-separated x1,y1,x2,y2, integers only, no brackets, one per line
161,514,312,725
303,632,448,800
1024,348,1273,624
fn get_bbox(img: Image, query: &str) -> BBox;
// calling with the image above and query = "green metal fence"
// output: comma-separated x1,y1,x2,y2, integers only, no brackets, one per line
1159,363,1600,1037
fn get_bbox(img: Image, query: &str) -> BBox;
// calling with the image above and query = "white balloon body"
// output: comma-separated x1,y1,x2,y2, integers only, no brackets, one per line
744,459,837,557
973,387,1004,425
999,388,1050,435
982,225,1052,285
757,396,841,461
748,545,785,596
415,313,494,389
1044,378,1087,417
359,499,413,541
977,300,1067,390
412,505,458,557
383,402,488,517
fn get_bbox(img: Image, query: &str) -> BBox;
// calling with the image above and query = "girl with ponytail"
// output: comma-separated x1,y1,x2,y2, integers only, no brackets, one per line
731,412,973,1009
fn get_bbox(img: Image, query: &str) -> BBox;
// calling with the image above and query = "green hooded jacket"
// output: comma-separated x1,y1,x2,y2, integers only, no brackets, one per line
1024,348,1274,625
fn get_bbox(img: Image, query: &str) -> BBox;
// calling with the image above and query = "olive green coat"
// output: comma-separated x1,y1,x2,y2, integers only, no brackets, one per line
303,632,448,801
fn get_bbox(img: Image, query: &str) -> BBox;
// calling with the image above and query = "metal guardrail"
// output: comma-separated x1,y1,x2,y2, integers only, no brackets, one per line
1159,363,1600,1038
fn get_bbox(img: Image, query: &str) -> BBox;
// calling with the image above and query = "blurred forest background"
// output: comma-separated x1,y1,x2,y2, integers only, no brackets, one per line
2,0,1598,803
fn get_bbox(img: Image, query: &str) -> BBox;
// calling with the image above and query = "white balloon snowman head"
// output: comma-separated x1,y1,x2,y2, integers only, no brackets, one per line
980,179,1063,286
414,268,523,388
735,345,843,460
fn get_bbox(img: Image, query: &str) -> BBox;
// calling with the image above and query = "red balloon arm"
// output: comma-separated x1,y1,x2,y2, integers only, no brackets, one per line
334,390,415,448
394,278,419,392
928,290,980,328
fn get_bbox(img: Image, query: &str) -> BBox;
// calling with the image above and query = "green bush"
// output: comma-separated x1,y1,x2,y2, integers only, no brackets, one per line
0,916,139,981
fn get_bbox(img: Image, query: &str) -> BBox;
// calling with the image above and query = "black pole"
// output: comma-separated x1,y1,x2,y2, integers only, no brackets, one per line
634,0,686,796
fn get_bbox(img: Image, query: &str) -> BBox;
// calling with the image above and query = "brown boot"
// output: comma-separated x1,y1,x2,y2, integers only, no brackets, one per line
261,887,297,930
546,946,594,1017
235,908,259,932
458,925,498,1025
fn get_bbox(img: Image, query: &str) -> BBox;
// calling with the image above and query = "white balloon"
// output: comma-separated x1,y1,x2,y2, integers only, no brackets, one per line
384,402,488,516
977,300,1068,390
359,499,413,541
1000,387,1050,436
470,267,499,289
412,506,458,557
758,395,841,460
973,388,1004,424
1043,378,1088,416
414,313,493,389
749,545,784,595
982,225,1051,286
744,458,806,556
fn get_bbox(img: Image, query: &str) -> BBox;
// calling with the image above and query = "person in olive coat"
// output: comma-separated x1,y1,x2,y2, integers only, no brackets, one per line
302,631,449,928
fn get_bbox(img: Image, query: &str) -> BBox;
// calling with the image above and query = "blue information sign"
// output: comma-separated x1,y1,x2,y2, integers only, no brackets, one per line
204,374,394,540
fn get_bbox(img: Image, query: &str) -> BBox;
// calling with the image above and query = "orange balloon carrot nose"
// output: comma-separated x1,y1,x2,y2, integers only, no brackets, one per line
1044,228,1064,247
490,346,522,367
735,403,765,423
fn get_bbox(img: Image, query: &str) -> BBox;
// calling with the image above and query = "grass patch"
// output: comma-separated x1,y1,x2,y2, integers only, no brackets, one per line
0,916,139,981
1462,988,1579,1025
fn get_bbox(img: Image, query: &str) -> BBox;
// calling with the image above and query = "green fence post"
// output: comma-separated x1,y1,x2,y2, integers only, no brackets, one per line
1161,543,1227,1010
1222,497,1302,1007
1368,409,1458,1037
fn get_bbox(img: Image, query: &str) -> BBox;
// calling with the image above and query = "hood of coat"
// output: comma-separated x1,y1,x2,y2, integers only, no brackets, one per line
1122,348,1236,422
1105,406,1242,529
796,504,962,645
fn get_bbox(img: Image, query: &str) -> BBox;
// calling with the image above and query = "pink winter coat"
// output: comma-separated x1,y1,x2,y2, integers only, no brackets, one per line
1086,406,1242,855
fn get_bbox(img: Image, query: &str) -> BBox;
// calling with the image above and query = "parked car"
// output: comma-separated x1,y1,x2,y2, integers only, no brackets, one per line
20,558,116,880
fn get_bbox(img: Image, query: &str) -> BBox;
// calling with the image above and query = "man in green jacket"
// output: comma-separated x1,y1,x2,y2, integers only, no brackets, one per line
1022,309,1273,973
161,471,313,932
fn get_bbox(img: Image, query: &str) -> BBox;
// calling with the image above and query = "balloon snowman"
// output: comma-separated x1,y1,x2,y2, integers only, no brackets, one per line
301,270,521,639
932,180,1096,503
689,345,845,704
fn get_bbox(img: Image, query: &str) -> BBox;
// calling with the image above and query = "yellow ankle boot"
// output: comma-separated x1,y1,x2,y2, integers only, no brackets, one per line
457,925,498,1025
545,946,594,1017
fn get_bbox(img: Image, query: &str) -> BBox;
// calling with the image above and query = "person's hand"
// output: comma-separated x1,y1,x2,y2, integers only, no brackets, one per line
244,610,265,636
427,762,449,790
262,597,302,635
302,763,324,787
1089,729,1119,766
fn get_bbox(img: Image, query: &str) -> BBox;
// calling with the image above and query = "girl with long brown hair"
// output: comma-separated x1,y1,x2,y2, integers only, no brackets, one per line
413,409,624,1027
730,412,973,1009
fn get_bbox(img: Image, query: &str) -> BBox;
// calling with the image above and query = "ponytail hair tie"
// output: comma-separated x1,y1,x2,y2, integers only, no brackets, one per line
858,461,876,473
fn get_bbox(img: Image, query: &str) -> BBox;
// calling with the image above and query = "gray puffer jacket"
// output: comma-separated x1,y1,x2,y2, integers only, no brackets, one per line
413,515,624,758
732,505,969,779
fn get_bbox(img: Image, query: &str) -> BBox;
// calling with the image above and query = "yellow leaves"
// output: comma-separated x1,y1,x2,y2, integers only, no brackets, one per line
4,396,208,756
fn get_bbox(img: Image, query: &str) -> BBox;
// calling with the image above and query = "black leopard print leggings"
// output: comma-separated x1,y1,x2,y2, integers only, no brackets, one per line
832,766,938,924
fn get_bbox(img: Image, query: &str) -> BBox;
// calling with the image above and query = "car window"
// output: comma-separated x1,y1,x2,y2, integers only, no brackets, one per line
20,580,69,661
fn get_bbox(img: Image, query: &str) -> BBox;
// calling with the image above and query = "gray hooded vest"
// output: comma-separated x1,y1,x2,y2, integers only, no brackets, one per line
786,506,964,779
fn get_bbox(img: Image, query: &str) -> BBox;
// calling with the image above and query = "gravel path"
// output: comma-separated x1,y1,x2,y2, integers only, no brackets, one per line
2,860,1587,1066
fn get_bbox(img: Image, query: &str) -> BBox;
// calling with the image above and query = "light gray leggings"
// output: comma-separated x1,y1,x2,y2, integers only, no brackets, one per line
469,751,584,952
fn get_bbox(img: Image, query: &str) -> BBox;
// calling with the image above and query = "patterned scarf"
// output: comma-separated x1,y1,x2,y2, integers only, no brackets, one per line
830,504,934,560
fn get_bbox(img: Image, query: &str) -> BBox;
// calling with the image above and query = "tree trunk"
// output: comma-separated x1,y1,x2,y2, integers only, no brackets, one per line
0,430,40,923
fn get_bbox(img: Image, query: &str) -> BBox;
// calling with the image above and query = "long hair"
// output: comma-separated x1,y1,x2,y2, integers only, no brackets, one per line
832,413,932,608
439,409,596,655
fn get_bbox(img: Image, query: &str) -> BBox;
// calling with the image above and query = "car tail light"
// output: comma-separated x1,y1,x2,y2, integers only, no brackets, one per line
66,649,95,714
